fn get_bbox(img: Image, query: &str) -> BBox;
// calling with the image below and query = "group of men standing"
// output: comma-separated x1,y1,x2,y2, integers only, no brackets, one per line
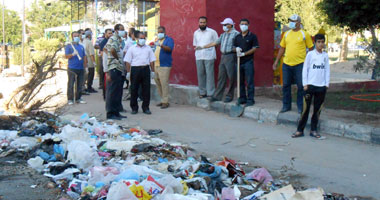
194,16,259,106
65,13,329,138
65,24,174,120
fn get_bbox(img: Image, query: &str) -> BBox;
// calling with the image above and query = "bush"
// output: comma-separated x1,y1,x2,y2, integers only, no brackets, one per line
31,38,62,63
12,46,31,65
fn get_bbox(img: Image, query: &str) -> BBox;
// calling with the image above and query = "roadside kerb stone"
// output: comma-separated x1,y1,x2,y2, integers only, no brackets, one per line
243,106,261,120
319,119,345,137
277,111,300,126
197,99,210,110
210,101,226,113
371,128,380,145
259,108,279,123
343,124,372,142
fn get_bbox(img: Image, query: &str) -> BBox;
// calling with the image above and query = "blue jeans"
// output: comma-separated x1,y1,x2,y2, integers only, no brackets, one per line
239,60,255,103
282,63,303,111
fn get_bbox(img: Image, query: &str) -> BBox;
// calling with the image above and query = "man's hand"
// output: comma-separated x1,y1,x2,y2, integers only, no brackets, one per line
151,72,155,79
304,85,308,91
106,73,112,82
273,62,278,70
93,61,97,67
126,72,130,80
236,47,242,53
195,46,203,50
237,52,245,57
72,51,78,57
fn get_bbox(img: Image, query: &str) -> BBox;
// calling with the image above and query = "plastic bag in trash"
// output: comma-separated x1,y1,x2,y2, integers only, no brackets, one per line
140,175,165,195
67,140,100,170
59,125,90,143
157,174,183,194
246,168,273,184
10,137,38,150
0,130,17,141
106,140,136,152
114,169,140,182
88,167,120,185
129,184,152,200
107,181,138,200
27,156,44,172
289,187,324,200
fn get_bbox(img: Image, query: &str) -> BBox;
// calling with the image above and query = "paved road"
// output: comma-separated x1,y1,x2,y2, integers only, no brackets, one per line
63,91,380,199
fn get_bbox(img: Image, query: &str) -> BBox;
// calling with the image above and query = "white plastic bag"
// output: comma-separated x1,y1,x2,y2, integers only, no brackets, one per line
10,137,38,150
106,140,137,152
27,156,44,172
0,130,18,140
106,181,138,200
59,125,90,143
67,140,100,170
158,174,183,194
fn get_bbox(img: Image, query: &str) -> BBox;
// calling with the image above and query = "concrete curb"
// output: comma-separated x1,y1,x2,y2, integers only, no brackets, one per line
151,83,379,144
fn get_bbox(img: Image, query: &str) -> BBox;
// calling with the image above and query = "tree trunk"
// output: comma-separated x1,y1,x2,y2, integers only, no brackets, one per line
369,26,379,80
339,30,349,62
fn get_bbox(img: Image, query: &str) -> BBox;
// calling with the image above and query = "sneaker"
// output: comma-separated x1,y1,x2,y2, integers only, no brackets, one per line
161,103,169,109
67,100,74,105
77,99,86,104
88,88,98,93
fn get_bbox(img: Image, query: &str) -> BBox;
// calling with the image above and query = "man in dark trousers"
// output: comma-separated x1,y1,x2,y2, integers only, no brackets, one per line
105,24,127,120
99,29,113,100
124,33,156,115
65,31,87,105
234,18,259,106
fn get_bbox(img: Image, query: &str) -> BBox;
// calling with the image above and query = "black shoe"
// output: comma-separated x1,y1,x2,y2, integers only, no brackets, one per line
237,98,247,105
246,101,255,107
280,108,291,113
209,97,218,102
107,115,121,120
131,110,138,115
143,110,152,115
199,94,207,99
116,113,127,118
223,97,233,103
88,88,98,93
120,109,127,113
98,86,103,89
81,91,90,95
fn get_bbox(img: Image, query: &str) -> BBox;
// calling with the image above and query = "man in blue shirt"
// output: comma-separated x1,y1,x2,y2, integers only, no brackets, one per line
65,31,87,105
154,26,174,109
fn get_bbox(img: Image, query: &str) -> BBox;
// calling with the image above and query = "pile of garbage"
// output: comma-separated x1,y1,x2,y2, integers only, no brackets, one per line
0,112,349,200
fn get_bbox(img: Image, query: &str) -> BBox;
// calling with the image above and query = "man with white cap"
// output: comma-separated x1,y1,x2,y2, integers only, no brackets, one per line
200,18,240,102
193,16,218,100
273,14,314,113
83,28,97,93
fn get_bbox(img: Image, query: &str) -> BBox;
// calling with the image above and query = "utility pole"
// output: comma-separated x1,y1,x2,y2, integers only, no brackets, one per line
21,0,25,76
2,0,5,71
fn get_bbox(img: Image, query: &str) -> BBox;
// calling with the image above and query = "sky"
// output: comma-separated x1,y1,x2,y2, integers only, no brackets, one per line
3,0,33,13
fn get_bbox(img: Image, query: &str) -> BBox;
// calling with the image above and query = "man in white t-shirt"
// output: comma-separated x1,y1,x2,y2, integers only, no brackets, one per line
193,16,218,99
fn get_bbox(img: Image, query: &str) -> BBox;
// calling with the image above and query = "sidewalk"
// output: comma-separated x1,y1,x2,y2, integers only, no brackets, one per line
151,84,380,145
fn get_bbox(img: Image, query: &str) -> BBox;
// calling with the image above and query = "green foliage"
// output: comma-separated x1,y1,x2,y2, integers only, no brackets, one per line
319,0,380,32
31,38,62,63
27,1,84,42
275,0,343,41
12,46,31,65
0,5,22,45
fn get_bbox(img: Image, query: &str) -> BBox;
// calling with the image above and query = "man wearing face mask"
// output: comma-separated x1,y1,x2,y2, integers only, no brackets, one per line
124,33,156,115
154,26,174,109
78,29,89,96
105,24,127,120
200,18,240,103
65,31,87,105
273,14,314,114
193,16,218,100
233,19,259,107
83,28,97,93
99,29,113,100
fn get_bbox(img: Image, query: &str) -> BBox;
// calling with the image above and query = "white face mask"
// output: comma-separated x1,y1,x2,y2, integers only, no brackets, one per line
138,39,146,46
289,22,296,29
157,33,165,39
240,24,248,32
118,31,126,37
223,25,229,32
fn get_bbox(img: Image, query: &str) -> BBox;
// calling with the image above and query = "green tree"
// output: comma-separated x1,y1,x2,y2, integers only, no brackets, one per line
275,0,342,38
319,0,380,80
0,5,22,45
27,1,85,42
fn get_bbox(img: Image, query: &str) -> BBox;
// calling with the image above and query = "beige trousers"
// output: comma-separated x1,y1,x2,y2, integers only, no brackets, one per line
154,66,172,104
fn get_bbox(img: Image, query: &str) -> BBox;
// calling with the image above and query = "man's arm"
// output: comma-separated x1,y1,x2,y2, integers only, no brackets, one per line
243,47,258,56
110,48,119,60
150,61,155,72
125,62,131,73
83,55,88,68
273,47,285,70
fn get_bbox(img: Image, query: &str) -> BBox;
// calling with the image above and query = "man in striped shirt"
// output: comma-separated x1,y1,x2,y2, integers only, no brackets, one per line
200,18,240,103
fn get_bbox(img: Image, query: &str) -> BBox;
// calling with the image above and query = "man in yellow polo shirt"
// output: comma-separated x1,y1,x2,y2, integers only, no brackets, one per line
273,14,314,114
